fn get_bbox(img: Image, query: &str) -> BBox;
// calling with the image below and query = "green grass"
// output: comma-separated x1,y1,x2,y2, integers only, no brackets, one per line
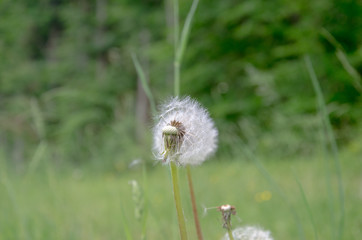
0,152,360,240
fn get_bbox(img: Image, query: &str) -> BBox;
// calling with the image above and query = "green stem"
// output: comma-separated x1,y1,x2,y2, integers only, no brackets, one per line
226,222,234,240
186,166,203,240
174,61,180,96
173,0,179,53
170,161,188,240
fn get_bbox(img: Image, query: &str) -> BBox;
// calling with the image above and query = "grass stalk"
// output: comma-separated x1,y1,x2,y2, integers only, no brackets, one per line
28,141,47,175
320,28,362,93
291,167,318,240
175,0,199,64
170,161,188,240
173,0,179,54
186,166,203,240
131,53,157,115
304,55,345,240
173,0,180,96
173,0,199,96
174,60,180,96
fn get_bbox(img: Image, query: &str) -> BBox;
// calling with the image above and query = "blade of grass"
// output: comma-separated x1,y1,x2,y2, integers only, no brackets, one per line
174,0,199,96
173,0,179,55
304,55,345,240
291,167,318,240
176,0,199,64
335,50,362,92
131,53,157,115
27,141,47,175
173,0,180,96
320,28,362,93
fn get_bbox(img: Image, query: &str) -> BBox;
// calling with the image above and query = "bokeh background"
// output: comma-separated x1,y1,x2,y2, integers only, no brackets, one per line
0,0,361,239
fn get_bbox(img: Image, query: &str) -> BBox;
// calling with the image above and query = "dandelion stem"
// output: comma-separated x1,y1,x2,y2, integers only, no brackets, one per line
226,222,234,240
170,161,188,240
186,165,203,240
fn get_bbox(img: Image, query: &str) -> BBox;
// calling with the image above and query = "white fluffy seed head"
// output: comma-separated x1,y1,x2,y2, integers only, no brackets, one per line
153,96,218,166
222,226,274,240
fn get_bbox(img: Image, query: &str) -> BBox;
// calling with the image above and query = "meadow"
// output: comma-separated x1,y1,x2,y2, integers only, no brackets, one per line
1,149,360,240
1,0,361,239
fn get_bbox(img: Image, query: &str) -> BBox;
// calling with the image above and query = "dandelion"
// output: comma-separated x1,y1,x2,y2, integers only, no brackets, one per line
218,204,237,229
217,204,237,240
222,226,274,240
153,96,218,165
153,96,218,240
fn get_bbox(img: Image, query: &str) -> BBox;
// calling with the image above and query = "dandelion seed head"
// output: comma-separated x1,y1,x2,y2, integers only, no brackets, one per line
222,226,274,240
153,96,218,166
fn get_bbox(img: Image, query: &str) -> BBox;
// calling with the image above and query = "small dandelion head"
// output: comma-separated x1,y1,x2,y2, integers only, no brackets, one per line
222,226,274,240
217,204,236,229
153,96,218,166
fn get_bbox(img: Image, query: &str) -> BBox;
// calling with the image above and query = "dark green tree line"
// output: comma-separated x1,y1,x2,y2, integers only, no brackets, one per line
0,0,361,169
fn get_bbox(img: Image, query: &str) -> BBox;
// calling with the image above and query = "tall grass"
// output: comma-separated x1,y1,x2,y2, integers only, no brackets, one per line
305,55,345,240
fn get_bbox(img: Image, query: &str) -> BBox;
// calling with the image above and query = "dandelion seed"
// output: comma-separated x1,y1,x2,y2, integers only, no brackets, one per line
222,226,274,240
153,96,218,165
128,158,142,168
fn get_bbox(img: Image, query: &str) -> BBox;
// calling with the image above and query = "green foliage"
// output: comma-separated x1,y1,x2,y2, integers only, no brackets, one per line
0,0,361,167
182,0,361,154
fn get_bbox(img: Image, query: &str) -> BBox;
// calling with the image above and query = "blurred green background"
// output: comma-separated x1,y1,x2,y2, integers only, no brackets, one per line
0,0,361,239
